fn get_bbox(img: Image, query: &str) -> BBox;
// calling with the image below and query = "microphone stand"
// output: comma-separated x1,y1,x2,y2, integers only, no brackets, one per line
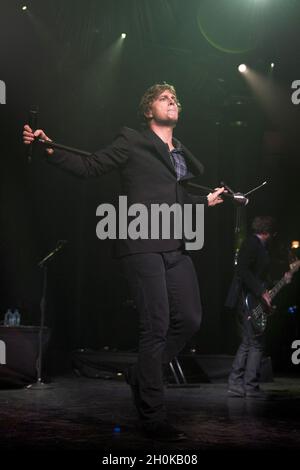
186,181,249,205
37,138,92,157
217,180,267,264
185,180,268,264
27,105,39,164
186,180,267,207
27,241,67,390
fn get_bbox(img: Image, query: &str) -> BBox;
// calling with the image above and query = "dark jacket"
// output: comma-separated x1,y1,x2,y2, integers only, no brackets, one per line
226,234,270,308
46,126,207,257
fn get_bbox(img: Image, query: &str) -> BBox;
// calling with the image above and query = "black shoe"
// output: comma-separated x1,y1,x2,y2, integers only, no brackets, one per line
227,385,245,398
245,389,269,400
143,421,187,442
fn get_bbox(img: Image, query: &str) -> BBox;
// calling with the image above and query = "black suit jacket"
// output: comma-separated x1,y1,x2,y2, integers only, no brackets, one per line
46,127,207,257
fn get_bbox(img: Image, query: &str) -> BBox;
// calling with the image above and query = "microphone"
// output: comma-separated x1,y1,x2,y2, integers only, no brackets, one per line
232,192,249,206
219,181,235,196
220,181,249,206
38,240,68,268
27,105,39,164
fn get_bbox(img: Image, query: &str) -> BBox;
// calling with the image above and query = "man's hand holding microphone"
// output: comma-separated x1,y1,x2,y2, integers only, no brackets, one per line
23,124,53,155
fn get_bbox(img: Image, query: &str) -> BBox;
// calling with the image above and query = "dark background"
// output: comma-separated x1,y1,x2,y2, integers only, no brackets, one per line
0,0,299,372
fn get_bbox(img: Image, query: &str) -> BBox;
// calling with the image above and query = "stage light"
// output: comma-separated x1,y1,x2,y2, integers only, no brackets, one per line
238,64,247,73
22,5,27,10
121,33,127,39
291,240,300,249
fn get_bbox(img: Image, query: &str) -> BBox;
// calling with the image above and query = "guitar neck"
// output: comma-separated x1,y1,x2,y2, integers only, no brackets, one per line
269,261,300,300
269,277,286,300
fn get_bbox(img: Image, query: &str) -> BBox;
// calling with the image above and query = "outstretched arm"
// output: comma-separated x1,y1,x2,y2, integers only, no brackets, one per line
23,124,129,178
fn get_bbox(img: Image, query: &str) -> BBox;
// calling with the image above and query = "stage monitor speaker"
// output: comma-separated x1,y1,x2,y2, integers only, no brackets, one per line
70,350,273,384
72,349,136,379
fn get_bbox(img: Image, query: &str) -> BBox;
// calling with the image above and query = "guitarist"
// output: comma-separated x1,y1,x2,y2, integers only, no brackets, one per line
227,216,277,399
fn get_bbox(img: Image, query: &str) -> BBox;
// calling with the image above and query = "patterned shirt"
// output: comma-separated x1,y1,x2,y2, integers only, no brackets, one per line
169,146,187,181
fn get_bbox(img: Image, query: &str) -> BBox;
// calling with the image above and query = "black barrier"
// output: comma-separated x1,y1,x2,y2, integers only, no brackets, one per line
0,326,50,388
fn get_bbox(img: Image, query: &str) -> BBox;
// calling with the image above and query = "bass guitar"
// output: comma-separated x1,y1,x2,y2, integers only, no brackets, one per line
245,260,300,334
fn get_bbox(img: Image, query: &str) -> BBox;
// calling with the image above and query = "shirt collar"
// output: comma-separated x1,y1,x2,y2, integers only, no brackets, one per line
165,142,183,153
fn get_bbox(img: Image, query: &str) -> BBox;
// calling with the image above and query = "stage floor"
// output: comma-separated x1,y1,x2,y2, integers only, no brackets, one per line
0,374,299,459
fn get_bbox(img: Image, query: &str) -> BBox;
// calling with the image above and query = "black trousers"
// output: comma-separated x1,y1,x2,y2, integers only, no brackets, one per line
228,297,265,392
121,249,202,424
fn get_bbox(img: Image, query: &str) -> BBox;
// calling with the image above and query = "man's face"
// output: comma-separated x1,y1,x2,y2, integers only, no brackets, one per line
146,90,179,127
261,232,274,245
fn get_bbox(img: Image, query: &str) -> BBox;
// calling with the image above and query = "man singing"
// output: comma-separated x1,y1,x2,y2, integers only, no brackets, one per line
23,83,224,440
